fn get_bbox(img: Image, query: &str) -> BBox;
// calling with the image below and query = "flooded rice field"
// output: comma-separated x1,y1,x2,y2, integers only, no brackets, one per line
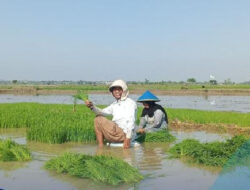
0,94,249,190
0,128,239,190
0,94,250,112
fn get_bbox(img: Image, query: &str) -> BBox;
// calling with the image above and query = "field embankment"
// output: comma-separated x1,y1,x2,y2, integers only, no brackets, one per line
1,83,250,95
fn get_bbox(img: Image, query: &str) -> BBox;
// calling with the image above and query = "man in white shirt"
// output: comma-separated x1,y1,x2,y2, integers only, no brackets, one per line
85,79,137,149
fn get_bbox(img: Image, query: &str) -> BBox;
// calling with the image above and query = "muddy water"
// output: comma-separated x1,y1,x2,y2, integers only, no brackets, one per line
1,94,250,112
0,128,233,190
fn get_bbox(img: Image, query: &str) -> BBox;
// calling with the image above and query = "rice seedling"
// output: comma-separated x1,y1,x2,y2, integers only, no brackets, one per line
169,135,248,167
0,103,96,143
73,91,89,112
167,108,250,127
136,129,176,143
1,103,250,144
73,91,89,101
0,139,31,161
45,152,143,185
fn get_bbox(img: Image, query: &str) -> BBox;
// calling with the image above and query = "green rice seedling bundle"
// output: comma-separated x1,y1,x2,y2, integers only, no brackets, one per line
45,153,143,185
0,139,31,161
136,129,176,143
169,135,248,167
73,92,89,101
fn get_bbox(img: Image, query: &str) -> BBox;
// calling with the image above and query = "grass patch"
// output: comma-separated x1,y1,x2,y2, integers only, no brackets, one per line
169,135,248,167
0,139,31,161
45,153,143,186
136,129,176,143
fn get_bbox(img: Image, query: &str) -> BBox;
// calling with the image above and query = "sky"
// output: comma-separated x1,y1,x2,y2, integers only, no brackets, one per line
0,0,250,83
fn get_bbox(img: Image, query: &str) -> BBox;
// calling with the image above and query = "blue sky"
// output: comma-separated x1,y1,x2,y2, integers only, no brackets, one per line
0,0,250,82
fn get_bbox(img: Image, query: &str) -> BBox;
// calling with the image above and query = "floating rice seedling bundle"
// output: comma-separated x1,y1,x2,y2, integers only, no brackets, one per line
0,139,31,161
169,135,248,166
45,153,143,185
136,129,176,143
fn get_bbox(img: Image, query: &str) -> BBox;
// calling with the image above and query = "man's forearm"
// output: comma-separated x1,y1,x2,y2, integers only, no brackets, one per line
91,106,110,116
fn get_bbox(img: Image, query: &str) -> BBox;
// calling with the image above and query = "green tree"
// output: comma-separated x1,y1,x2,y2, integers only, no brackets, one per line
187,78,196,83
209,80,217,85
12,80,18,84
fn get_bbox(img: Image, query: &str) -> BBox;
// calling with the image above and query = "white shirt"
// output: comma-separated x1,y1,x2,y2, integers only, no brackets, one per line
92,98,137,138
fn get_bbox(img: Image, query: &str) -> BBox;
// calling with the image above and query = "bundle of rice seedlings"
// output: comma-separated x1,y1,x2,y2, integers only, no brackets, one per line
0,139,32,161
73,92,89,101
45,153,143,185
169,135,248,167
136,129,176,143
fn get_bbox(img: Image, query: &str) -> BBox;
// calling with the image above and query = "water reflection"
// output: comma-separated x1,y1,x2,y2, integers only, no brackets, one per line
171,130,231,143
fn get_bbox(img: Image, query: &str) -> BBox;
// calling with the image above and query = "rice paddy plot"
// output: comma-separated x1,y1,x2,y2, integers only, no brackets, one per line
167,108,250,127
0,103,96,144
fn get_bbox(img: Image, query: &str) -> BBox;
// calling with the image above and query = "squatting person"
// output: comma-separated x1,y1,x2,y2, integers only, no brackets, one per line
136,90,168,134
85,79,137,149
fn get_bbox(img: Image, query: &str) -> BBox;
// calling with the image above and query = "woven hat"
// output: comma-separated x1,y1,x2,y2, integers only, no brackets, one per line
137,90,160,102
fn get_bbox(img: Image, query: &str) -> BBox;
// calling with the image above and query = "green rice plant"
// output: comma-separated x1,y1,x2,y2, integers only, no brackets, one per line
45,152,143,185
136,129,176,143
169,135,248,167
73,91,89,112
0,103,96,143
1,103,250,144
167,108,250,127
0,139,31,161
